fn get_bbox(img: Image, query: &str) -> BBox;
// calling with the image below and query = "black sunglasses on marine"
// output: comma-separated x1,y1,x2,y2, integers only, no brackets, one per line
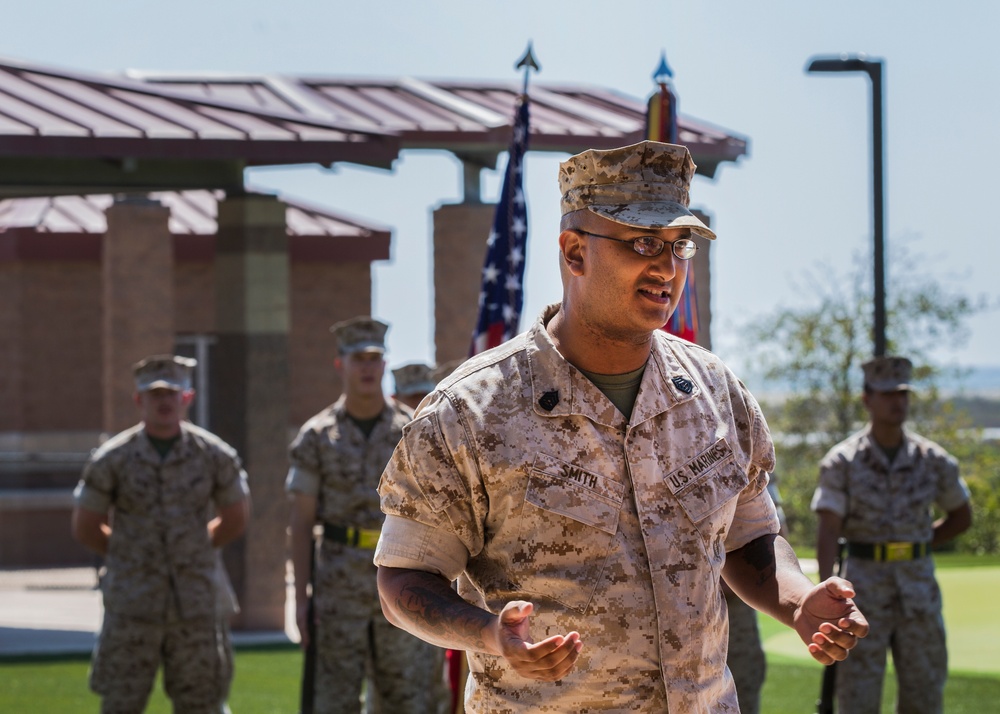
572,229,698,260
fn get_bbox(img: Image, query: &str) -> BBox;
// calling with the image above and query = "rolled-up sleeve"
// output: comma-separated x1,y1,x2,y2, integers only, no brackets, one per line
374,515,469,580
286,428,321,497
74,456,113,513
934,451,970,513
726,473,781,551
812,452,848,517
378,396,484,562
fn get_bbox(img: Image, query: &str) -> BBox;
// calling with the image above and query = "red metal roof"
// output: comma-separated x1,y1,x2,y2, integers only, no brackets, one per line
129,73,748,177
0,57,399,168
0,189,391,238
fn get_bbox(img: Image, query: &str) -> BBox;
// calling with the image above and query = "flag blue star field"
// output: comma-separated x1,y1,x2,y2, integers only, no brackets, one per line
470,97,530,356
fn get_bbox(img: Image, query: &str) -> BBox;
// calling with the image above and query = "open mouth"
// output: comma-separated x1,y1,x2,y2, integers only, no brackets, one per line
639,286,671,301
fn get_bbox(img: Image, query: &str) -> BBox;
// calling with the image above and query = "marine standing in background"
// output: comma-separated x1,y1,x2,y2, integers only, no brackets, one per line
72,355,250,714
392,362,438,411
812,356,972,713
287,317,444,714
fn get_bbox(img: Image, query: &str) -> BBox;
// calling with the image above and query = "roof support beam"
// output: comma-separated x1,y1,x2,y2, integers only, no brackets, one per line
0,158,246,197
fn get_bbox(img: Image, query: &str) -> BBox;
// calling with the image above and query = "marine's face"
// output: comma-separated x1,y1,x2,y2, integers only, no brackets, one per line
338,351,386,398
562,213,690,341
864,388,910,427
134,387,190,435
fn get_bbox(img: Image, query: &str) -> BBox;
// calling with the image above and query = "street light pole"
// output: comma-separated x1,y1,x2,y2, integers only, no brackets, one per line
806,54,887,357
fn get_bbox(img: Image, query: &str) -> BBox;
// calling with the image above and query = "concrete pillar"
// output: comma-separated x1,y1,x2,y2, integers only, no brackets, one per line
432,202,496,364
102,196,174,434
212,193,289,631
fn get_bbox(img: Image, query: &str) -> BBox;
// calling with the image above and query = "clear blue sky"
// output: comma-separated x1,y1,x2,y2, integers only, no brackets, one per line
6,0,999,385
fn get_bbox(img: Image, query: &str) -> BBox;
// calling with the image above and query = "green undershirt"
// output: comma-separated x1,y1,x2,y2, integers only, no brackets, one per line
147,434,180,460
578,364,647,421
348,414,380,439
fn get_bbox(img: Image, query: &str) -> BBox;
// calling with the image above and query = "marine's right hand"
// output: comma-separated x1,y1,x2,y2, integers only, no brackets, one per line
494,601,582,682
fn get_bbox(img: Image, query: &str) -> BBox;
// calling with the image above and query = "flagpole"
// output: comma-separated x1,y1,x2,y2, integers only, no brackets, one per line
515,41,540,97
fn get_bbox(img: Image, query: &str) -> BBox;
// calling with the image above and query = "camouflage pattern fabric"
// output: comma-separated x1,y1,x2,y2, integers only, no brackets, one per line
377,305,780,713
812,426,970,713
288,397,446,714
90,611,233,713
558,141,715,240
724,593,765,714
74,422,247,711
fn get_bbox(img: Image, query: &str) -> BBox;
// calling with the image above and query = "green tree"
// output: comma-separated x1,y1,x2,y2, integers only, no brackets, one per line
741,247,991,551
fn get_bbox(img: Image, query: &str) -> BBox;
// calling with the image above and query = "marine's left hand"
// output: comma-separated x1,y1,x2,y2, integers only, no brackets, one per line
793,577,869,665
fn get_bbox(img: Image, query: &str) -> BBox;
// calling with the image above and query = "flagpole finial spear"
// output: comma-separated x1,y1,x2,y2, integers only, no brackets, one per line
516,41,541,96
653,50,673,86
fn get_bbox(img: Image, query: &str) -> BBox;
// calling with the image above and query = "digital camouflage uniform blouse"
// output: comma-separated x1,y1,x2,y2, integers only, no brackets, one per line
376,306,779,713
286,395,413,530
74,422,249,620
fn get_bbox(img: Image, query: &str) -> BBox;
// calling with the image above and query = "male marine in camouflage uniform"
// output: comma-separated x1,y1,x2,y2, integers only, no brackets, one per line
72,355,250,714
813,356,972,713
374,141,869,713
287,318,444,714
392,362,438,411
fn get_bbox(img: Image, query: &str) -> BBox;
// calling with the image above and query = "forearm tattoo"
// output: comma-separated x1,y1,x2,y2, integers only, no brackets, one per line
396,577,494,651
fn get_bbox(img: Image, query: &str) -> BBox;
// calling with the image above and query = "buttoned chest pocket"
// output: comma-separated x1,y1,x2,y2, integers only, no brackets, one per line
666,440,748,531
512,454,624,613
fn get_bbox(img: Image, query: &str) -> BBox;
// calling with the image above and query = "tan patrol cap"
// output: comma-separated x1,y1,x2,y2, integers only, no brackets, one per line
392,362,436,397
559,140,716,240
862,356,913,392
331,316,388,355
133,355,196,392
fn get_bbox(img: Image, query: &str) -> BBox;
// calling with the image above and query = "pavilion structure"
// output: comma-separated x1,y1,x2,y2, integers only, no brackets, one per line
0,56,747,630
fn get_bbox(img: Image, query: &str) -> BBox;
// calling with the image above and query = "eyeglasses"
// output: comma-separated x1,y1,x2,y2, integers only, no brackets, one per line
573,229,698,260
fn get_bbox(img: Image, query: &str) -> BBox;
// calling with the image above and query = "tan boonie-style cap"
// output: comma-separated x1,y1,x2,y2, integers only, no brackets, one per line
133,355,197,392
392,362,436,397
559,140,716,240
862,356,913,392
331,316,389,355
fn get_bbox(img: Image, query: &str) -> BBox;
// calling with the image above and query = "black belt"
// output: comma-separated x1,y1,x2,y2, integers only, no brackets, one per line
847,541,929,562
322,523,381,549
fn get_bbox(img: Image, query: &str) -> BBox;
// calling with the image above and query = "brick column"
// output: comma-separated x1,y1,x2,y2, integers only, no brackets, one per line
432,202,496,364
102,196,174,434
212,193,289,631
0,260,23,432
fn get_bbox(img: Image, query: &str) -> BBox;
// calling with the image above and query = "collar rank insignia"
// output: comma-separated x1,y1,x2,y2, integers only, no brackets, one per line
671,376,694,394
538,390,560,412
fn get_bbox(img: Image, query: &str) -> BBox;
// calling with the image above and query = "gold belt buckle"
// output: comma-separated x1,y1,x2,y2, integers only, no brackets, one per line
884,542,911,562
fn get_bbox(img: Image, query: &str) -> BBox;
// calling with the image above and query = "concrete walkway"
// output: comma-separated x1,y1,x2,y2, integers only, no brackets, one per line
0,567,295,657
1,560,819,658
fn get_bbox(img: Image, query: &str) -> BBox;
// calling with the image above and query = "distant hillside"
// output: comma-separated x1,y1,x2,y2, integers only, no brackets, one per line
755,365,1000,402
947,396,1000,428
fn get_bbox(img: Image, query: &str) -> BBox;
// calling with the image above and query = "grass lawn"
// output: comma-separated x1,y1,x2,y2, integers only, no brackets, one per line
0,644,304,713
760,553,1000,711
2,556,997,712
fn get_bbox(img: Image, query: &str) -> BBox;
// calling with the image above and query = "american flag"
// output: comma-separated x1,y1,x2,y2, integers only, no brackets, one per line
470,96,530,356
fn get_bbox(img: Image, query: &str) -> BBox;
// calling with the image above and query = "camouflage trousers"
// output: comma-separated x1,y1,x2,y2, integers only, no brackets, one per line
836,560,947,714
313,541,448,714
90,611,233,714
725,590,766,714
